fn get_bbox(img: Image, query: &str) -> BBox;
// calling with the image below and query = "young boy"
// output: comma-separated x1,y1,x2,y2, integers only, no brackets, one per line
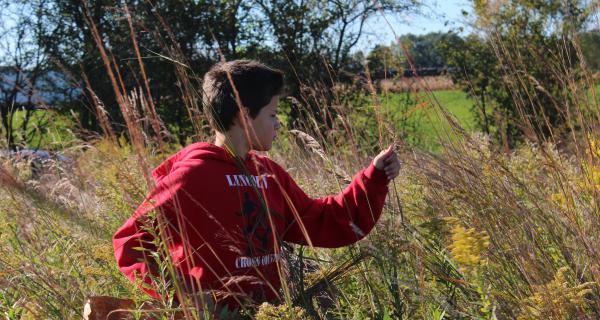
113,60,400,308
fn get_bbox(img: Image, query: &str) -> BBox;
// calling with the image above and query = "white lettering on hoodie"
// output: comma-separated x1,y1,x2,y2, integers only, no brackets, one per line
225,174,269,189
235,254,280,268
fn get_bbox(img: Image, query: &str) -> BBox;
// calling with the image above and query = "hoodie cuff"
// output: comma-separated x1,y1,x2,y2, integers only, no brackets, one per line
364,162,389,186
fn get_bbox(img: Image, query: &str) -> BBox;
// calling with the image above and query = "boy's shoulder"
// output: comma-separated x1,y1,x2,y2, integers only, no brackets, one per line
155,143,286,175
151,142,229,181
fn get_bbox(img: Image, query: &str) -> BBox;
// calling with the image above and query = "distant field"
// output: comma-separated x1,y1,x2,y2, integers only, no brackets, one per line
381,89,476,151
378,76,455,92
381,84,600,151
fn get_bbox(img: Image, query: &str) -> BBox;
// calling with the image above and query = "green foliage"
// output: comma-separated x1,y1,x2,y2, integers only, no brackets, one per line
9,110,77,150
440,33,499,136
254,302,308,320
579,30,600,71
367,44,405,76
398,32,460,70
443,0,595,146
364,32,462,76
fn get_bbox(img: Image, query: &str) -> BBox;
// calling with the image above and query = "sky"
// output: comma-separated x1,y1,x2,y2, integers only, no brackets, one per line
356,0,473,51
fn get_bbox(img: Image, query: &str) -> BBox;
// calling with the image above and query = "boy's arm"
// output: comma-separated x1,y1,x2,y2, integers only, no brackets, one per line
278,161,389,248
112,168,195,299
113,212,162,299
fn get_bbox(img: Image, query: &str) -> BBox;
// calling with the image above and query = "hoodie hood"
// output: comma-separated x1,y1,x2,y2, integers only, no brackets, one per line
151,142,254,184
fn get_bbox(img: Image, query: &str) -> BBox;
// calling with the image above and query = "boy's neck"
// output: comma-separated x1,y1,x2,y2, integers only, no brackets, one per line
214,130,250,159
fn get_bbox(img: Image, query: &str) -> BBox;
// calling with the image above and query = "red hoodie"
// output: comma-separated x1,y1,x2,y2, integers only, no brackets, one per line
113,142,388,305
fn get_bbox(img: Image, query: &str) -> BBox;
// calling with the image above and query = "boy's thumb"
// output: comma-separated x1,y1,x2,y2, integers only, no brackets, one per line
378,144,394,160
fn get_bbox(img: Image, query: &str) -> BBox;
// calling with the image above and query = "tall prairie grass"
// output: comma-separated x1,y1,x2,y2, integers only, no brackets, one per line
2,5,600,320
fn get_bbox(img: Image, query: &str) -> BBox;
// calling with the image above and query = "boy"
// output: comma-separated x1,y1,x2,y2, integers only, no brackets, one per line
113,60,400,309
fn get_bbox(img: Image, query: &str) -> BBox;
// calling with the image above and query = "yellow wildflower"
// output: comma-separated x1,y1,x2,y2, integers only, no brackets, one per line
550,192,568,209
91,243,115,264
589,137,600,159
448,223,490,273
255,302,308,320
81,265,106,277
518,267,595,320
578,164,600,193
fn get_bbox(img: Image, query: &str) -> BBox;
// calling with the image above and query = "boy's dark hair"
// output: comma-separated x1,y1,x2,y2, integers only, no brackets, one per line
202,60,284,131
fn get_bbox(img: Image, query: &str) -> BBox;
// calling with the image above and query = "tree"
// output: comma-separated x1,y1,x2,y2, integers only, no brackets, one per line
35,0,256,144
254,0,420,88
366,44,403,78
448,0,594,147
364,32,462,79
441,33,498,135
324,0,418,73
578,30,600,71
399,32,453,71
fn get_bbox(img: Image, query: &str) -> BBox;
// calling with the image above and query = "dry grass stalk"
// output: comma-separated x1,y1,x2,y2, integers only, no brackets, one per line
123,3,167,153
81,1,153,190
89,88,117,144
289,129,351,183
146,4,205,138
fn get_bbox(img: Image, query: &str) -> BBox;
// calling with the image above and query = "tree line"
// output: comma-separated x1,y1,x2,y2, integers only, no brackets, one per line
0,0,420,148
0,0,598,150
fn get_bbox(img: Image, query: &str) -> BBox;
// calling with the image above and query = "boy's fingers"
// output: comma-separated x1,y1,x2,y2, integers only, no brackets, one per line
374,144,398,170
384,155,398,164
386,165,399,174
384,157,400,169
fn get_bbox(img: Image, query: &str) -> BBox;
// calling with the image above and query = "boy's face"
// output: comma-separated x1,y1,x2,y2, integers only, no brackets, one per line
246,95,281,151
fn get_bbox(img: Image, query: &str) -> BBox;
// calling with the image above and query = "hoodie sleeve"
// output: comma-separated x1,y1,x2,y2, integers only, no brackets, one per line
112,211,161,299
277,162,389,248
112,166,194,299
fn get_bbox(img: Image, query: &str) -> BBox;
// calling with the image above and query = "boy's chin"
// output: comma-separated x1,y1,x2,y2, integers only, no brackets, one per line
251,142,273,152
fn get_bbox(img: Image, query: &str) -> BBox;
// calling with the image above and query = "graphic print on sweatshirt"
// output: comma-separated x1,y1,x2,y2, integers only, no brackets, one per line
235,190,284,258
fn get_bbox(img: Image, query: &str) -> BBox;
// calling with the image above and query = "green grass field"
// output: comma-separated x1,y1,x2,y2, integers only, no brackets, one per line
380,89,476,151
381,84,599,152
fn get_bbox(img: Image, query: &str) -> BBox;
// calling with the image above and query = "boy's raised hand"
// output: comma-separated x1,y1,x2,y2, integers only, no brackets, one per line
372,145,400,181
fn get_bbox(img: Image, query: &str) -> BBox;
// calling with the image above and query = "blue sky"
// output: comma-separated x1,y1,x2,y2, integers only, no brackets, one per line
356,0,473,51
